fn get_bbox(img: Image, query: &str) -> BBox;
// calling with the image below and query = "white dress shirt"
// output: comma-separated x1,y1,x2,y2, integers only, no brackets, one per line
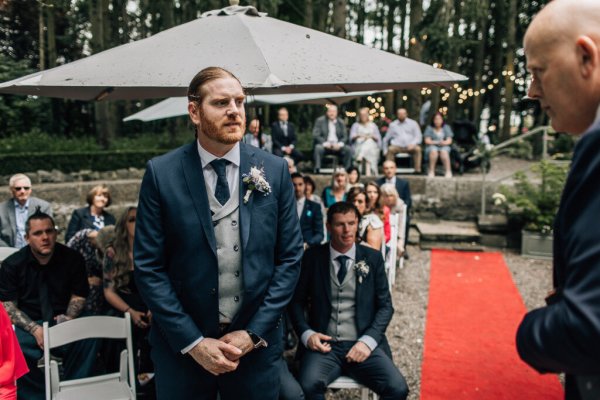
14,199,29,249
385,176,397,186
296,196,306,220
300,243,378,351
181,141,241,355
327,119,339,144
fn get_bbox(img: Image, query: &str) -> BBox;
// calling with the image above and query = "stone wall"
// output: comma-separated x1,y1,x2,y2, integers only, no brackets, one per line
0,170,505,243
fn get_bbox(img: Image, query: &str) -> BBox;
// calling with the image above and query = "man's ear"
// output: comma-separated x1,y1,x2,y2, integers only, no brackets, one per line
188,101,201,126
576,35,599,79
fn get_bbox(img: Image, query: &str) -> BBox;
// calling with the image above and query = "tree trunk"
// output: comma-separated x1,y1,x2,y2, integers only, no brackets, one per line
500,0,517,141
406,0,423,119
489,0,506,139
398,0,407,55
471,3,489,129
356,0,365,43
304,0,313,28
332,0,347,38
316,0,329,32
38,2,45,70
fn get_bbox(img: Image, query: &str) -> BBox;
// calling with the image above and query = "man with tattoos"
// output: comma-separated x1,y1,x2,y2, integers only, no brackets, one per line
0,210,97,400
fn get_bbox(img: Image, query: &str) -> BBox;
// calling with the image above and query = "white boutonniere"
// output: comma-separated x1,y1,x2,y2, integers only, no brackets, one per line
242,166,271,204
354,260,370,284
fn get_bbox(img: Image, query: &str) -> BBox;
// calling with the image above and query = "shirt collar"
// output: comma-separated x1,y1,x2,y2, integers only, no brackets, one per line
14,198,30,210
197,140,240,169
594,104,600,126
330,243,356,262
386,176,396,184
296,196,306,203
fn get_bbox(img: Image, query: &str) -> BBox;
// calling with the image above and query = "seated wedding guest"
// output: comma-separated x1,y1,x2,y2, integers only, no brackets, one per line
383,108,423,174
0,302,28,400
271,107,303,164
67,227,114,315
377,161,412,258
346,187,383,251
292,173,323,249
321,168,348,209
243,118,273,153
0,174,52,248
346,167,364,191
424,112,454,178
65,184,116,243
379,183,406,257
312,105,352,173
304,176,324,208
102,207,153,381
365,182,390,244
289,202,409,400
0,211,97,400
349,107,382,177
285,156,298,174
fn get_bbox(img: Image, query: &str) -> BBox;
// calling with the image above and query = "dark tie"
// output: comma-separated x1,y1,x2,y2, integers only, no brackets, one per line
38,269,54,322
211,159,231,206
336,255,350,284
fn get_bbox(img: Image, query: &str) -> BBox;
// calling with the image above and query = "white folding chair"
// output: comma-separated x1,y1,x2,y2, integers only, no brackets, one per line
386,214,399,291
397,204,408,271
328,376,379,400
0,247,19,264
43,314,136,400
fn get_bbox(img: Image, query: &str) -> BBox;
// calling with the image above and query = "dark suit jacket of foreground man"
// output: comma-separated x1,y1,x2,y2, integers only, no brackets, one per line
517,120,600,400
134,141,304,399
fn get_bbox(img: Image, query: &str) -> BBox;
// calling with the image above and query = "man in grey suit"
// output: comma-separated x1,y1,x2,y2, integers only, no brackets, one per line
312,105,352,172
0,174,52,248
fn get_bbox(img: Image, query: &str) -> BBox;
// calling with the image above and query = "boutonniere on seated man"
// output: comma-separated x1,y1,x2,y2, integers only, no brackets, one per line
242,166,271,203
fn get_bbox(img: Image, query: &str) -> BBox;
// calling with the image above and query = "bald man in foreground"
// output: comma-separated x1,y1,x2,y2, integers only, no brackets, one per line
516,1,600,399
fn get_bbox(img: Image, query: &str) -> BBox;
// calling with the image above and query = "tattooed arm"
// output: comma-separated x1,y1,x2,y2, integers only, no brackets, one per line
2,300,41,334
65,295,86,319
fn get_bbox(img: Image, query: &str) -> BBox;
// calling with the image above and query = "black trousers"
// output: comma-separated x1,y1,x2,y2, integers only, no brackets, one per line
298,341,408,400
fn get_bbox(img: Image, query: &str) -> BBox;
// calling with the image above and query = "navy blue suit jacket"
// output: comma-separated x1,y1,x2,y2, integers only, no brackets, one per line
376,177,412,210
134,141,304,355
517,122,600,393
299,199,323,247
65,206,116,243
289,243,393,358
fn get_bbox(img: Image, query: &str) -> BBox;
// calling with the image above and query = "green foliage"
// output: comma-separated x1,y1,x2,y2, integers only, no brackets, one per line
0,149,167,175
498,160,568,234
504,139,533,160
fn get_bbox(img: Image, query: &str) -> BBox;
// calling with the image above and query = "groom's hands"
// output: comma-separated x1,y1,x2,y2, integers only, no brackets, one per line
189,338,242,376
219,330,254,361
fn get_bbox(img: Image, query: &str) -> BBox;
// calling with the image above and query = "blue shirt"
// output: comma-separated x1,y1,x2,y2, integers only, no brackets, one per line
14,199,29,249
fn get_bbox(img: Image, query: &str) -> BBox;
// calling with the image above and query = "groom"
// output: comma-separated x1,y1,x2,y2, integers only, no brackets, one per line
134,67,304,399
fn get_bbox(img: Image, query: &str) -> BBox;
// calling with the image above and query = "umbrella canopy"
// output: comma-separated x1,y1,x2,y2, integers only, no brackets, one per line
123,90,390,122
0,5,466,101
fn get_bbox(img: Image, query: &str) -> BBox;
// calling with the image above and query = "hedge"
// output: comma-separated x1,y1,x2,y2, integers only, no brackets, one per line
0,150,169,175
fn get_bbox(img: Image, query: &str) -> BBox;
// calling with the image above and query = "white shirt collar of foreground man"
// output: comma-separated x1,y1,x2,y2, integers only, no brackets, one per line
196,140,240,196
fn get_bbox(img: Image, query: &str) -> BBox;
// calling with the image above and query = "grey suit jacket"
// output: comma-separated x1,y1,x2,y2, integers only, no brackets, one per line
312,115,348,146
0,196,53,247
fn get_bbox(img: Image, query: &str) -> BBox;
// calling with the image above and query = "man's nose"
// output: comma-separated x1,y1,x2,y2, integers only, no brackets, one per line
527,79,540,99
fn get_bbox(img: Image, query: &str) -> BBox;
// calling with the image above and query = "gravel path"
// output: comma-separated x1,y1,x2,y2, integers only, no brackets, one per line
328,245,553,400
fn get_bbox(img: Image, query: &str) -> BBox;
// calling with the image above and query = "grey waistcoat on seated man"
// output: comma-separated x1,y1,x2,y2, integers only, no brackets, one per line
207,181,244,324
327,260,358,341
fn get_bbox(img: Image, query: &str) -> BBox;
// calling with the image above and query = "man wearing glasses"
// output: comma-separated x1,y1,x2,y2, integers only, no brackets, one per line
0,174,53,248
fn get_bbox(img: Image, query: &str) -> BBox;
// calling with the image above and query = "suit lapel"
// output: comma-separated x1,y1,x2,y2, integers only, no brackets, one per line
239,143,256,251
181,142,217,257
354,245,364,309
300,201,309,224
319,246,332,305
6,201,17,243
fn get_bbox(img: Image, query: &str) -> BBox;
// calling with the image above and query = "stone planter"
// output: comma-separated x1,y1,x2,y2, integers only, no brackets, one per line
521,230,553,260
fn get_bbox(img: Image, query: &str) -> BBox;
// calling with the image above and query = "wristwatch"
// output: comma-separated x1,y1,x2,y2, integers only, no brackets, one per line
246,330,268,349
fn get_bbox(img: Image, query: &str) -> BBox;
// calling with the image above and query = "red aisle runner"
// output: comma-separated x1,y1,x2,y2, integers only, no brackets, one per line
419,249,563,400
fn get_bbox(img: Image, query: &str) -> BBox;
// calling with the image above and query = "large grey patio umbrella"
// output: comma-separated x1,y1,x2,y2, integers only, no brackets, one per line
123,90,391,122
0,3,466,101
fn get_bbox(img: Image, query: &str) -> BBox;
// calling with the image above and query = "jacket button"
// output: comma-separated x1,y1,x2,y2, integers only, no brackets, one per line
234,244,239,251
211,288,216,295
234,271,240,277
234,296,240,302
232,220,238,227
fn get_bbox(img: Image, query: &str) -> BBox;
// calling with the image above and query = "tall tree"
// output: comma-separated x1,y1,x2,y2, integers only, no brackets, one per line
406,0,422,118
332,0,347,38
500,0,517,141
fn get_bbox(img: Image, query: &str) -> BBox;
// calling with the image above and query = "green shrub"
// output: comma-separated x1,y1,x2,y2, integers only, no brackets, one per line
0,150,168,175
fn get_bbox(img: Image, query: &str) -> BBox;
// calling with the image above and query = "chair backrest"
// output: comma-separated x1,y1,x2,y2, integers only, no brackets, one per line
43,314,135,400
0,247,18,263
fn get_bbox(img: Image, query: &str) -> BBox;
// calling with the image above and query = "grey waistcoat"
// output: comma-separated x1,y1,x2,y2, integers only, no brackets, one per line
207,180,244,324
327,260,358,341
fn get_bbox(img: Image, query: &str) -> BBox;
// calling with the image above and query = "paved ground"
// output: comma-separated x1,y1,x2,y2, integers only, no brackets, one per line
329,245,554,400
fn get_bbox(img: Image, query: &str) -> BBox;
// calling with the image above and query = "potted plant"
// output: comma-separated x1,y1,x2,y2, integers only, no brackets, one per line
493,160,568,259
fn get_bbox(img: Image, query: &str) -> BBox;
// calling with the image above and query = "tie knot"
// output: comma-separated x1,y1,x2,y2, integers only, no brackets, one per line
210,159,230,176
336,255,350,267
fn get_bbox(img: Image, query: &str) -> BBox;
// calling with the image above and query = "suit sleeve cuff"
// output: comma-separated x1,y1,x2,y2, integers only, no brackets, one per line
181,336,204,354
358,335,378,351
301,329,317,348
